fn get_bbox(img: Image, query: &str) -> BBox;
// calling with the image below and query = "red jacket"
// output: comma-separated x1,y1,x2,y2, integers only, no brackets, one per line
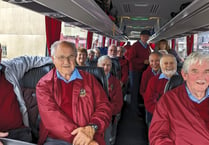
36,69,112,145
140,66,155,98
108,75,123,115
124,44,131,60
144,74,168,114
127,41,150,72
149,84,209,145
118,57,129,85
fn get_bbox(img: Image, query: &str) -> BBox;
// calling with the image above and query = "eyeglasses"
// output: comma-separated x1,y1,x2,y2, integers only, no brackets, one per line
54,55,75,62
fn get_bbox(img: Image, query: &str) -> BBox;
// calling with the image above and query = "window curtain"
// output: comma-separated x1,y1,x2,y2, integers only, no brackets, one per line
45,16,61,56
87,31,93,49
171,39,175,50
187,35,194,55
120,42,125,46
102,36,106,47
109,39,112,46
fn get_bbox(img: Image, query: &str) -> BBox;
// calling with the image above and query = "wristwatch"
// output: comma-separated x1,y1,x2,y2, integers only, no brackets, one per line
89,124,98,132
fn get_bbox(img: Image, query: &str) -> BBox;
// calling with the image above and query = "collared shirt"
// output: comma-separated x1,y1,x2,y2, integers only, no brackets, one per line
56,68,82,83
159,72,178,80
152,69,160,76
139,40,148,48
186,85,209,104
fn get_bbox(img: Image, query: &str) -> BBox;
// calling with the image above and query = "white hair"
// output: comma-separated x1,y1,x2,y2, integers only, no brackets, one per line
50,40,76,56
97,55,112,66
182,51,209,73
160,53,177,68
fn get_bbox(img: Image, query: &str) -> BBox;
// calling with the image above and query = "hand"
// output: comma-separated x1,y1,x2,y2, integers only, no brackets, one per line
88,140,99,145
0,132,8,138
120,81,123,87
71,126,95,145
144,59,149,65
0,132,8,145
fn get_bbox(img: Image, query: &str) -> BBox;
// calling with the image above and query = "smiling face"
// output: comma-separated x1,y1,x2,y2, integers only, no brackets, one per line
52,42,76,80
182,61,209,96
149,53,161,72
160,55,177,78
76,51,87,66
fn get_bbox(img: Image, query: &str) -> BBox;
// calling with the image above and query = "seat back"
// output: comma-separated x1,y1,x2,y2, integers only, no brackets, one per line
164,74,184,93
20,63,54,142
20,64,109,142
110,58,121,80
76,66,109,97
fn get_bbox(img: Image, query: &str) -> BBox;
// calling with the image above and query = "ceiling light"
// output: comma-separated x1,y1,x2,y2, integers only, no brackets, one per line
134,3,149,7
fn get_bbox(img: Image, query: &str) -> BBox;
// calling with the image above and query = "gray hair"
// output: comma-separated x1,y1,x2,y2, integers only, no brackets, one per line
50,40,77,56
182,51,209,73
87,49,95,55
97,55,112,66
117,46,125,53
108,44,117,50
160,53,177,67
149,51,162,61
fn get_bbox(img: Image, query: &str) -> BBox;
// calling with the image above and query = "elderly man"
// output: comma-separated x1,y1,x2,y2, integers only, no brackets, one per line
127,30,151,115
144,54,177,116
117,46,128,87
36,40,111,145
107,44,117,58
149,52,209,144
140,52,162,97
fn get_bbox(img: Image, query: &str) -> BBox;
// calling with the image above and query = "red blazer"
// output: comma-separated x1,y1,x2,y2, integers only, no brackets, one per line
118,57,129,85
144,74,168,114
108,75,123,115
149,84,209,145
140,66,155,98
127,41,150,72
36,69,112,145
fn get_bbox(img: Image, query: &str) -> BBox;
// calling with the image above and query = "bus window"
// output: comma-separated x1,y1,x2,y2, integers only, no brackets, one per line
176,37,187,59
0,1,46,59
196,31,209,52
60,22,87,48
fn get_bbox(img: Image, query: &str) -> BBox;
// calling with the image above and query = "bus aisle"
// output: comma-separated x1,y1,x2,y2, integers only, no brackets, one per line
115,103,148,145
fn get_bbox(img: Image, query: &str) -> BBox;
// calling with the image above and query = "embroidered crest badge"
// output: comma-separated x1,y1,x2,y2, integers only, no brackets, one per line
79,89,86,97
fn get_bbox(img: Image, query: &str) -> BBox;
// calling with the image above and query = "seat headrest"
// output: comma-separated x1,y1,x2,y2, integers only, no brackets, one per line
164,75,184,93
76,66,109,96
110,58,121,79
20,63,54,88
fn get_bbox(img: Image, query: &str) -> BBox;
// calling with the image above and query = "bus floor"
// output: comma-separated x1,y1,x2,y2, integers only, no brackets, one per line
114,103,148,145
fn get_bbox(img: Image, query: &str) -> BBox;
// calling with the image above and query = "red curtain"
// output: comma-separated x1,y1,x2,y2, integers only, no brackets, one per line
109,39,112,46
45,16,61,56
120,42,125,46
187,35,194,55
117,41,120,46
102,36,106,47
112,40,115,45
149,43,156,50
171,39,175,50
86,31,93,49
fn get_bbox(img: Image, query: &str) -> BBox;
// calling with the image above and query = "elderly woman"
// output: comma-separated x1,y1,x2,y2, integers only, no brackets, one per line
149,52,209,144
97,55,123,116
76,47,87,66
97,55,123,145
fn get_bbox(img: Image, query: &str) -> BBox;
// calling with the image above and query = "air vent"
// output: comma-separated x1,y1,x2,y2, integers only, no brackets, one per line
8,0,32,3
150,4,159,14
123,3,131,13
